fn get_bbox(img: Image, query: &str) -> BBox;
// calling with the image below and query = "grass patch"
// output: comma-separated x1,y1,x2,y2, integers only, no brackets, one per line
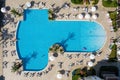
102,0,117,7
71,0,83,4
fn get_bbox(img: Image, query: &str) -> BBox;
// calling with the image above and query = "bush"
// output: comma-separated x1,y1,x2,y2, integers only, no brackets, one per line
109,11,118,32
72,67,88,80
48,9,56,20
92,0,99,5
11,8,22,16
71,0,83,4
102,0,118,7
72,75,80,80
109,11,117,20
72,68,81,80
11,62,22,72
108,44,117,62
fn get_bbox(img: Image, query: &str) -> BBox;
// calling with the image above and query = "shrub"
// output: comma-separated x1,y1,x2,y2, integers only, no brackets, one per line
92,0,99,5
102,0,118,7
108,44,117,62
72,75,80,80
11,8,22,16
109,11,118,32
11,62,22,72
71,0,83,4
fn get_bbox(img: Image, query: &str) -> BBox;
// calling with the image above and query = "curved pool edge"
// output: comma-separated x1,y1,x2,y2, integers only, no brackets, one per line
92,21,107,53
16,9,107,71
16,21,49,71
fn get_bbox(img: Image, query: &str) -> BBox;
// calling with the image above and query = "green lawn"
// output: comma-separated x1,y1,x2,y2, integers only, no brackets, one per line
102,0,118,7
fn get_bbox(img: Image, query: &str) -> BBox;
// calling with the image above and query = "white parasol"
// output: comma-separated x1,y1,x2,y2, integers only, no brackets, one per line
49,56,55,61
88,61,93,67
117,51,120,55
57,73,62,79
91,6,96,12
26,2,31,8
78,14,83,19
90,54,95,59
1,7,6,13
92,14,97,19
85,13,90,19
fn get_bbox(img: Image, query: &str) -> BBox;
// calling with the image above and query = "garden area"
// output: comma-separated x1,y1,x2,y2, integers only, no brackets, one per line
102,0,117,7
72,67,96,80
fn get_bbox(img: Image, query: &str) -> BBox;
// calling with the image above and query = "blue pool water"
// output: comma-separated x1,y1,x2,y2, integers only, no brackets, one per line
17,9,106,71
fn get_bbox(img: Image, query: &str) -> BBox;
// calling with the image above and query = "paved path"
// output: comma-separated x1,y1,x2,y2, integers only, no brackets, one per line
0,0,117,80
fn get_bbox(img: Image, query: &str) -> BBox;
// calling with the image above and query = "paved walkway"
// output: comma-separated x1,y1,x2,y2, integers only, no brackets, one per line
0,0,117,80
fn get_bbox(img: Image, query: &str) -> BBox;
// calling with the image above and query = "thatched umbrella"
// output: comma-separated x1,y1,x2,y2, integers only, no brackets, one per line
59,69,65,74
53,53,58,57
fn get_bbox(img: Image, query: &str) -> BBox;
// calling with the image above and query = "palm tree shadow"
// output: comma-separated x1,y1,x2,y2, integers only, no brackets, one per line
22,51,38,69
56,32,75,51
60,32,75,45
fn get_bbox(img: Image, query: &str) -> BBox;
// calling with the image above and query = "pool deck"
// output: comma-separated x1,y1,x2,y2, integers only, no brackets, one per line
0,0,117,80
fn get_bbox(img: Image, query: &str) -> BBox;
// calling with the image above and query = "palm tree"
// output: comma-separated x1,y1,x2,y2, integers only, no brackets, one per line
11,62,22,72
11,8,22,17
48,9,55,20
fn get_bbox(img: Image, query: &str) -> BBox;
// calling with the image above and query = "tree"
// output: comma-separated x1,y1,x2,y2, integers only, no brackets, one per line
108,44,118,62
11,8,22,17
11,62,22,72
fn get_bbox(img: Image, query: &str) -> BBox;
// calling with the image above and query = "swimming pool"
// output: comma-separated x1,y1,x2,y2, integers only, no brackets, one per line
17,9,106,71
